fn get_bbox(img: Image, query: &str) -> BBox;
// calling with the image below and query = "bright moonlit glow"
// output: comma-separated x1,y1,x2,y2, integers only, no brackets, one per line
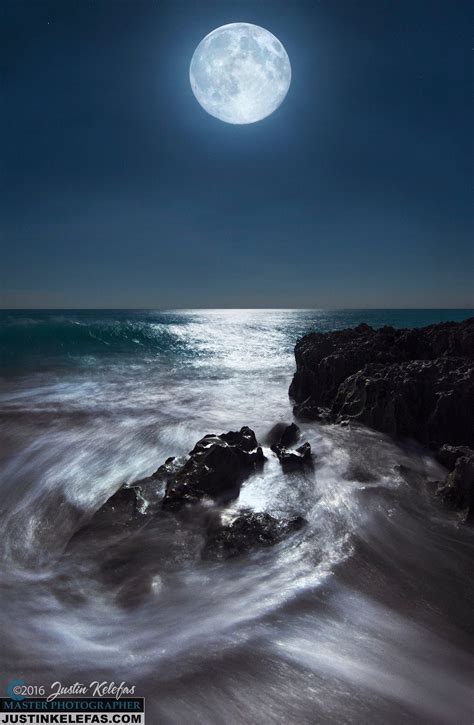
189,23,291,124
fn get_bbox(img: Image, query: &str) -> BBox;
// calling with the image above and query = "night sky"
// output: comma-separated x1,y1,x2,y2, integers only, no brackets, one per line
1,0,472,308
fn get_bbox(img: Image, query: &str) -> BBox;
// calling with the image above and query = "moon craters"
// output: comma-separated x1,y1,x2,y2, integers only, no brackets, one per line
190,23,291,124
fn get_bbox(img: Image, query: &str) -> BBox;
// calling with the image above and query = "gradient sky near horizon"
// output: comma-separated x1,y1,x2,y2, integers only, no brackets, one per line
1,0,473,309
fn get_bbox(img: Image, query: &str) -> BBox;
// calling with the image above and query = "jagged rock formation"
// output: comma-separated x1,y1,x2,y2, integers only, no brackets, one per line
437,445,474,470
436,447,474,523
203,511,306,560
77,426,305,558
290,317,474,520
290,318,474,449
162,426,265,511
332,357,473,449
268,422,312,469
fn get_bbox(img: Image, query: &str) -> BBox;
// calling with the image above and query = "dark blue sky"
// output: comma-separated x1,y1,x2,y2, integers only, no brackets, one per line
1,0,472,308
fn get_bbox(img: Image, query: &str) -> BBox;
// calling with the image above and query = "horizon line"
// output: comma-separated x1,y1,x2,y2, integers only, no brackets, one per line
1,306,473,312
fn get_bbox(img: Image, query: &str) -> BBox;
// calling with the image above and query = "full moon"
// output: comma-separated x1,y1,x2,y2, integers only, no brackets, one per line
189,23,291,124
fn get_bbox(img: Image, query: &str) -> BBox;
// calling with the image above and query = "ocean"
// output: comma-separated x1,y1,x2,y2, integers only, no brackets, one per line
0,309,473,724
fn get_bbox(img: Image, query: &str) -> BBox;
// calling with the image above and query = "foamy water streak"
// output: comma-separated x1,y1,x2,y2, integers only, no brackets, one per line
0,309,473,723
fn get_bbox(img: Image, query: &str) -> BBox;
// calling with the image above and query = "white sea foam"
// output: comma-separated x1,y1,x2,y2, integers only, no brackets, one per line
0,310,472,723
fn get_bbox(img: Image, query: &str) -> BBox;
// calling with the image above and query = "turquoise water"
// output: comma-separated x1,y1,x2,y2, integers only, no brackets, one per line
1,308,472,370
0,309,473,723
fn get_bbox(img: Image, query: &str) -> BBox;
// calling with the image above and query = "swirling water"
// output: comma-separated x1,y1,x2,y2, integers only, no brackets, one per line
0,309,473,724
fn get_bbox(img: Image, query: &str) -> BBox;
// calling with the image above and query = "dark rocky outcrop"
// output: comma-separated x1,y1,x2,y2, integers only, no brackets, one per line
70,426,309,574
272,441,313,469
96,485,143,519
268,422,312,469
73,485,147,539
436,445,474,470
332,358,474,449
278,422,301,448
290,317,474,521
77,427,266,535
202,511,306,560
435,447,474,523
162,426,265,511
290,318,474,451
84,457,183,531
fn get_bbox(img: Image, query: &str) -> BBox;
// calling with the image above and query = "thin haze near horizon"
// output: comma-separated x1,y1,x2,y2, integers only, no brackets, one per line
1,0,473,309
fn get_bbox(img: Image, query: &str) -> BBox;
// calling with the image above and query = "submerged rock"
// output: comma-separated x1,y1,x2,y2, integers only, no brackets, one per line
202,511,306,559
162,426,265,511
344,463,378,484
